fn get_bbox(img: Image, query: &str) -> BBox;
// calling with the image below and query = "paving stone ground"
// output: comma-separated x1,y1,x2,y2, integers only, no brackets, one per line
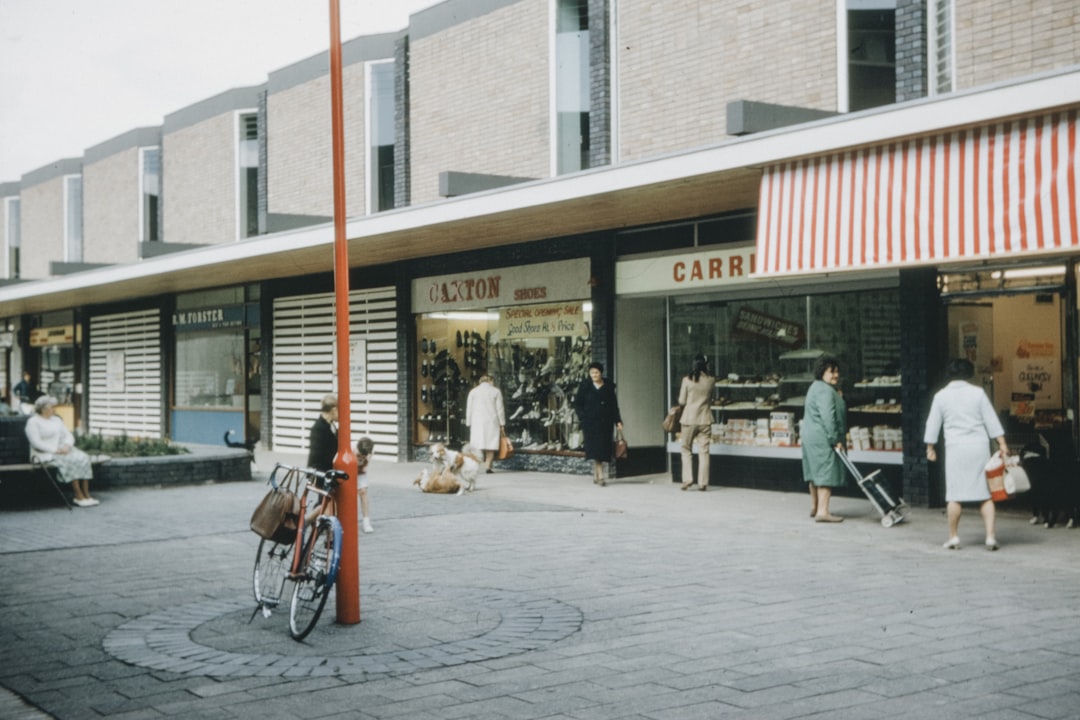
1,451,1079,719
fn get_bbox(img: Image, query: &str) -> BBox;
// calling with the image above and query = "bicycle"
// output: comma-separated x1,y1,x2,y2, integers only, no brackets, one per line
252,463,347,640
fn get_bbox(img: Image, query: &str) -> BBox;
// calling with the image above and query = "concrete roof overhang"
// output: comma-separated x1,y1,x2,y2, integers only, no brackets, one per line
6,67,1079,318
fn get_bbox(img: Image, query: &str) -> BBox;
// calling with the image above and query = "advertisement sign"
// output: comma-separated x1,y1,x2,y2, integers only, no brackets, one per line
413,258,589,313
105,351,126,392
615,245,757,295
498,302,585,340
30,325,80,346
731,306,805,347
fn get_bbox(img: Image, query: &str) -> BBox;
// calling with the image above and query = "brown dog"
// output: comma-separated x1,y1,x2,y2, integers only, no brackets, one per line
413,468,462,494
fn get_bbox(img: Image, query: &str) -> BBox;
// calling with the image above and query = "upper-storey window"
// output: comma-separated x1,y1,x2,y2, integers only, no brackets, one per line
554,0,591,175
366,60,396,213
64,175,83,263
928,0,954,95
844,0,896,112
4,197,19,279
140,147,161,243
237,112,259,239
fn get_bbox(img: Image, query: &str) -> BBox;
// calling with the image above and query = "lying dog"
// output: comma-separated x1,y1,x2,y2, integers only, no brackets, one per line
413,468,462,494
429,443,483,492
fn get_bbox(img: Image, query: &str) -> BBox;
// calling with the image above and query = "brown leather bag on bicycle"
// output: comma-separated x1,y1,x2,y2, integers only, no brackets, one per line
250,472,301,544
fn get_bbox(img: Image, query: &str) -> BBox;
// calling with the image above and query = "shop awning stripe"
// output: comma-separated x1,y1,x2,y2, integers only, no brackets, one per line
755,110,1079,275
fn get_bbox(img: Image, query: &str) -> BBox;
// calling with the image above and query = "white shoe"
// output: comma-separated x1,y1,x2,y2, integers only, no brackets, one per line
943,537,960,550
85,498,101,506
362,518,374,534
73,498,93,507
985,537,999,551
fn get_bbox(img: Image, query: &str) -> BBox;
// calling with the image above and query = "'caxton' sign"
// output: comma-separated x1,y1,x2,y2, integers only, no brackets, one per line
412,258,589,313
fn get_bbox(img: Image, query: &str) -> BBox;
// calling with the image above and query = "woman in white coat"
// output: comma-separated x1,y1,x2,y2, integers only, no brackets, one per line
924,359,1008,550
466,374,506,473
25,395,99,506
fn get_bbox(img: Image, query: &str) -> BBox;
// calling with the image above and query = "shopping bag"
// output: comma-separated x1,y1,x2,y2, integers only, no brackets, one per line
984,452,1030,501
613,428,628,459
249,486,300,544
662,405,683,433
1003,455,1031,495
498,433,515,460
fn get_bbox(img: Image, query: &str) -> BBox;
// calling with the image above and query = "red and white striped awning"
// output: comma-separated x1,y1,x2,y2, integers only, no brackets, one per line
755,110,1078,276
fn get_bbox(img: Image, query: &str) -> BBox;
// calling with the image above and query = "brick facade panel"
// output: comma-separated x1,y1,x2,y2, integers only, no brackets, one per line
267,66,368,219
409,0,550,205
955,0,1079,89
618,0,837,162
163,113,241,245
19,180,65,278
83,149,140,264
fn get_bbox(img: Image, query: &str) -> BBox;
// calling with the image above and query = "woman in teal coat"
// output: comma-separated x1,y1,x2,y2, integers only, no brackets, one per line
801,354,847,522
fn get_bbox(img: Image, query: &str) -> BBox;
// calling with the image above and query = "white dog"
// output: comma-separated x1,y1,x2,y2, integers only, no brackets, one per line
428,443,483,493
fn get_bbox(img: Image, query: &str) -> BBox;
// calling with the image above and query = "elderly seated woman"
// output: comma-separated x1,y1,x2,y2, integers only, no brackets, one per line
25,395,99,507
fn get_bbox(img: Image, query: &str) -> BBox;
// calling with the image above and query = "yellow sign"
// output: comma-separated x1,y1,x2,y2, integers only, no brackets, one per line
30,325,80,347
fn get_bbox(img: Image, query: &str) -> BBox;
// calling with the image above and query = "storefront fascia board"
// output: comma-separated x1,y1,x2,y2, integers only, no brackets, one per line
1,69,1076,318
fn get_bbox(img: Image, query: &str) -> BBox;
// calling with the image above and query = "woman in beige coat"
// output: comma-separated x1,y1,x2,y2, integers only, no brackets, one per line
678,354,714,490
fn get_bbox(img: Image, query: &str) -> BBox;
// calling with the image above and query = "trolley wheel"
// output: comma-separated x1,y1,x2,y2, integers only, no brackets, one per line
881,514,895,528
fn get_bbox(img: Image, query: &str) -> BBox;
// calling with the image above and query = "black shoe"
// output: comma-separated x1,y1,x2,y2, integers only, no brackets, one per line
456,330,463,348
421,337,429,353
422,360,428,377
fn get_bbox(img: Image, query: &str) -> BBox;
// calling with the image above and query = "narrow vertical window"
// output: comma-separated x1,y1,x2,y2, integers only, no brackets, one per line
238,112,259,238
367,61,396,213
139,147,161,243
846,0,896,112
555,0,590,175
928,0,953,95
4,197,19,279
64,175,83,263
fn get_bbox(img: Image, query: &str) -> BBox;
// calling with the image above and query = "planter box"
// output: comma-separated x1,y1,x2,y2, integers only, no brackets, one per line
93,445,252,488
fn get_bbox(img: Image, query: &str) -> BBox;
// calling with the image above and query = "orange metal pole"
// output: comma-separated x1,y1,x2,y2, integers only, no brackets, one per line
328,0,360,625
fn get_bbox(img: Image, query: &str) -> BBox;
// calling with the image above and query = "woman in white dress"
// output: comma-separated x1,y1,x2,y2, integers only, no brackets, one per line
466,374,506,473
923,359,1008,550
25,395,99,507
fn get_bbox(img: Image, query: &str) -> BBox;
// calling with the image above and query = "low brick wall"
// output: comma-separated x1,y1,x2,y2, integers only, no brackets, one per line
93,445,252,488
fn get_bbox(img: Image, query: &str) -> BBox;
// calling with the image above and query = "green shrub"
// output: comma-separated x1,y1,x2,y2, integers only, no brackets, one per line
75,432,189,457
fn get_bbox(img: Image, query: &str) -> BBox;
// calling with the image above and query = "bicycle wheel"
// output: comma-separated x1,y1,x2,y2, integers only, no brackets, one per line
289,517,342,640
253,538,291,609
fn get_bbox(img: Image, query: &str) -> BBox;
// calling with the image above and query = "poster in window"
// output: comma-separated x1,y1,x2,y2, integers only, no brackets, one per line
106,350,125,392
350,339,367,395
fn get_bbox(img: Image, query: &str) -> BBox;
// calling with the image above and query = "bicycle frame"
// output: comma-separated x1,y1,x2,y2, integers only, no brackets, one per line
267,464,347,579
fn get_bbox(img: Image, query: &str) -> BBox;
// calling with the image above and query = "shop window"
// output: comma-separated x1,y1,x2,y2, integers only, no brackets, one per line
174,328,246,408
669,288,902,452
416,303,592,452
844,0,896,112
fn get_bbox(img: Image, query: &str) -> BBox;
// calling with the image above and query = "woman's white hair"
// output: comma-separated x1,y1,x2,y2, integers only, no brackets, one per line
34,395,58,412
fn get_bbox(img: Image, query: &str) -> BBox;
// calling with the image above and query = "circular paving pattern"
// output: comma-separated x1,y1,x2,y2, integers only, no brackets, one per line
103,583,583,678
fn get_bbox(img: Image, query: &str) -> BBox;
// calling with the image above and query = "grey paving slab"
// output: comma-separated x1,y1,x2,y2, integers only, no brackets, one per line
1,452,1079,719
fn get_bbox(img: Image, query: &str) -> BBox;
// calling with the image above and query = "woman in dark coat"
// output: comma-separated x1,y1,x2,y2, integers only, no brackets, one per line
573,362,623,486
801,355,847,522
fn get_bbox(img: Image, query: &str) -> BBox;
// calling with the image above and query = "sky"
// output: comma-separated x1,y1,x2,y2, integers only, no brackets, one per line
0,0,439,181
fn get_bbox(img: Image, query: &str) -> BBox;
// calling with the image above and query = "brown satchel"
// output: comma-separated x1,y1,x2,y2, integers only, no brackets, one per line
498,433,515,460
613,428,629,459
250,485,301,544
662,405,683,433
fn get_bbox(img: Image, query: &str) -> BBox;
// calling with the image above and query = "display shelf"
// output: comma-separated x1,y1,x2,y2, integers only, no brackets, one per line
665,441,903,465
778,348,825,361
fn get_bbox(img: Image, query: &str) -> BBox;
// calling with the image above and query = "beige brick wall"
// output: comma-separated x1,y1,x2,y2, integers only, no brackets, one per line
267,66,367,219
410,0,550,205
954,1,1080,89
19,180,65,279
0,199,9,279
163,112,242,245
83,148,140,264
618,0,837,162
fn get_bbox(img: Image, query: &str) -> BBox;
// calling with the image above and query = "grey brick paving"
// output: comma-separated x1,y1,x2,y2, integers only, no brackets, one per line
2,452,1080,719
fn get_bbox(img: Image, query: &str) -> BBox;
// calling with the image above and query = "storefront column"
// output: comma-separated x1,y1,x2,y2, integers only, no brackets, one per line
898,268,946,508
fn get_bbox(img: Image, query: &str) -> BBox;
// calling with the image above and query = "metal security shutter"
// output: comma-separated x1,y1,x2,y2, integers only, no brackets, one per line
88,309,162,437
272,287,398,459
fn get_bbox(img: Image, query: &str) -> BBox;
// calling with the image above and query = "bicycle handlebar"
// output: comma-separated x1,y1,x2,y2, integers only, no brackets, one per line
267,463,349,491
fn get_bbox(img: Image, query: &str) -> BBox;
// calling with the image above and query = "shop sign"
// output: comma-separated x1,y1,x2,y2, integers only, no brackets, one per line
30,325,80,346
732,306,805,347
412,258,589,313
172,305,244,331
499,302,585,340
615,246,757,295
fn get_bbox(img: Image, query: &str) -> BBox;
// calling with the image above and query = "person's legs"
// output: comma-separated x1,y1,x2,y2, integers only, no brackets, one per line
680,429,695,489
808,482,818,516
593,460,606,486
980,500,997,548
359,488,373,533
696,429,711,489
483,450,495,472
943,501,962,547
814,487,842,521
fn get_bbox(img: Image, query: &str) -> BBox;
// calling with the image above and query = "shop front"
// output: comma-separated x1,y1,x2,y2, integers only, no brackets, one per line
617,242,905,496
171,286,261,446
411,258,594,471
28,314,82,430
